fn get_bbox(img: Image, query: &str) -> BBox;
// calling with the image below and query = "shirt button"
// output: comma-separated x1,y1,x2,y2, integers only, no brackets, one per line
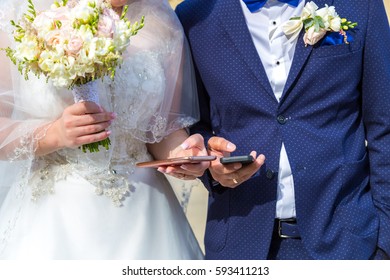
273,21,277,25
276,61,280,65
266,169,275,180
277,115,287,124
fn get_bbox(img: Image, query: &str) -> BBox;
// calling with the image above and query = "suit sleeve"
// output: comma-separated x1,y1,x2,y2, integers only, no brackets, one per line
362,0,390,257
176,4,218,192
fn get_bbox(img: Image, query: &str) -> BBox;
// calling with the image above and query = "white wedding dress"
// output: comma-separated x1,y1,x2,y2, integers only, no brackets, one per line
0,0,203,259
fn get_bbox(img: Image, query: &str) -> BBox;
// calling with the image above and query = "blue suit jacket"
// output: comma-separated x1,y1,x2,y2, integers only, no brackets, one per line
176,0,390,259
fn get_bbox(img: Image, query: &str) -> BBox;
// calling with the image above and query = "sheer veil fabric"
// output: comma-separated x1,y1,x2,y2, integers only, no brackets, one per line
0,0,202,259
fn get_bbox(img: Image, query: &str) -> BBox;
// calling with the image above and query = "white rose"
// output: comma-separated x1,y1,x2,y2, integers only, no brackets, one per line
317,5,340,31
76,48,91,66
302,1,319,20
94,37,114,56
325,6,339,18
329,17,341,31
72,4,95,23
113,21,131,51
38,51,55,72
33,13,54,38
77,25,94,42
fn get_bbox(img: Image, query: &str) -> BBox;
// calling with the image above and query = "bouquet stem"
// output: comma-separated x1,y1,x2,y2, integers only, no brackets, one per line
72,81,111,153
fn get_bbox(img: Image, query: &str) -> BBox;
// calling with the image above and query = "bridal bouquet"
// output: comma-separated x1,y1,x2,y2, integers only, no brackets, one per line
3,0,144,152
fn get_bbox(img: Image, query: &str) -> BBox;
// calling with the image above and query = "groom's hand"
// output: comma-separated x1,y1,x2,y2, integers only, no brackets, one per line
207,136,265,188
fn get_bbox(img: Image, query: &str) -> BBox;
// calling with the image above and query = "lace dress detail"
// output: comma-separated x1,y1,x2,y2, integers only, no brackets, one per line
111,50,167,141
29,133,150,207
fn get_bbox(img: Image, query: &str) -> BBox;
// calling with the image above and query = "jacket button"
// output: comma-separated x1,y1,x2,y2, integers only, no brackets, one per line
266,169,275,180
277,115,287,124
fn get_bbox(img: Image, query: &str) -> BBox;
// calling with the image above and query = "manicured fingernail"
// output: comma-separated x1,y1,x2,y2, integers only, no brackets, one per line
233,164,241,170
111,113,117,119
227,142,236,150
181,142,190,150
106,130,112,136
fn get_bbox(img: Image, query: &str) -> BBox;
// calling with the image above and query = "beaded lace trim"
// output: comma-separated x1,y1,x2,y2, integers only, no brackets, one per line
30,151,139,207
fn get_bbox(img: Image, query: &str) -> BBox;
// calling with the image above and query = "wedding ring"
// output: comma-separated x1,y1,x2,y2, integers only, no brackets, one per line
232,178,238,184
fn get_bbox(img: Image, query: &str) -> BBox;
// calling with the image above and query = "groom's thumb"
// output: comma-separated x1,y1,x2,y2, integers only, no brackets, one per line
208,136,236,153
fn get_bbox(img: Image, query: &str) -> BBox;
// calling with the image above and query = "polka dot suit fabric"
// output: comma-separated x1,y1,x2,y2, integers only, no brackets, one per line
176,0,390,259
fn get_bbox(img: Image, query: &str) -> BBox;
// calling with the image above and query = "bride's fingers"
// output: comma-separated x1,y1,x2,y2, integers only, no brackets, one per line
72,122,113,137
67,112,116,127
181,133,206,152
164,162,208,177
72,130,112,147
67,101,103,115
61,122,112,148
168,172,197,181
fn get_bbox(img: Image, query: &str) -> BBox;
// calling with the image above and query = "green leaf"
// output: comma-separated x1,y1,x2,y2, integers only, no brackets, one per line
303,18,314,30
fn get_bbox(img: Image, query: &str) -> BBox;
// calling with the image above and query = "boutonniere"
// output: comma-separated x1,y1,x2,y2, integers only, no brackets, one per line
282,1,357,46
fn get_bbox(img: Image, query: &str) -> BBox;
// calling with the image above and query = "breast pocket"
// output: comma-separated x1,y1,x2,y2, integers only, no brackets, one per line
311,40,362,58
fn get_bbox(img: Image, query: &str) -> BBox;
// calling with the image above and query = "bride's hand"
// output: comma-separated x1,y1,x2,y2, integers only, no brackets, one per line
56,102,115,149
158,134,211,180
37,102,116,155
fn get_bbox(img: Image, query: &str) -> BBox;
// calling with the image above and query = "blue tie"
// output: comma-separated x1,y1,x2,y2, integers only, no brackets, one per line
242,0,300,12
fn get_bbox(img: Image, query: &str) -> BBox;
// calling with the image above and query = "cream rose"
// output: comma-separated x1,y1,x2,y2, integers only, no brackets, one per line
66,36,84,56
303,26,327,46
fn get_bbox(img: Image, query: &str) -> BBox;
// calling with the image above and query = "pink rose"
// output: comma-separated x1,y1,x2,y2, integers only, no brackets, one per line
97,8,120,38
33,6,71,39
66,36,84,56
303,26,327,46
103,7,120,21
98,14,116,38
35,6,70,25
45,30,64,46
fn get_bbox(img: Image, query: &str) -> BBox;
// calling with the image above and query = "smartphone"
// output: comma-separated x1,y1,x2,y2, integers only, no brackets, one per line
220,155,254,165
136,155,217,168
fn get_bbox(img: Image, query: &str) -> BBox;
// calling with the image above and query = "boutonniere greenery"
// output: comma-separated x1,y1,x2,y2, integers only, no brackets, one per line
282,1,357,46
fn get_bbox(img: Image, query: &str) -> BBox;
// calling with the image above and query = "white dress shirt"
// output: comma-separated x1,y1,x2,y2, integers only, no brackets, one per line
239,0,304,219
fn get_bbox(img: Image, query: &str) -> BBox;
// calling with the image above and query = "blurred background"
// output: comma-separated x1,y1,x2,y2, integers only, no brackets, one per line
167,0,390,254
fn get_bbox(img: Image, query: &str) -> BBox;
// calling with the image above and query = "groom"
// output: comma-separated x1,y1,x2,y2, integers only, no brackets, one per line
176,0,390,259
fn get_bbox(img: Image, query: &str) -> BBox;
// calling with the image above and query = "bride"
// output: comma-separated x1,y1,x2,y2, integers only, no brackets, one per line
0,0,208,259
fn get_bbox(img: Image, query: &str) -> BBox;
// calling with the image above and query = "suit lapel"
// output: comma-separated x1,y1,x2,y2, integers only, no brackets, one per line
216,0,276,101
280,0,335,105
215,0,336,104
279,29,313,104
